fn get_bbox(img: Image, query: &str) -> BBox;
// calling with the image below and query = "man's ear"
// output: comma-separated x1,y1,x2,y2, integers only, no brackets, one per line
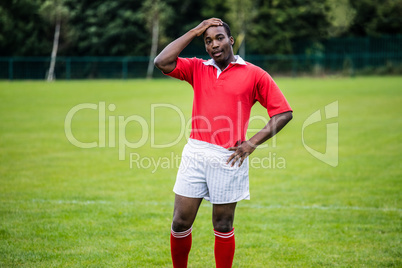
230,36,234,46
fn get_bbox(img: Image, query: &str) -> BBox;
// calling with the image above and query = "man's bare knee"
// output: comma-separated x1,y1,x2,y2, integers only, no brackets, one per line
172,195,202,232
212,202,237,232
172,206,197,232
213,219,233,233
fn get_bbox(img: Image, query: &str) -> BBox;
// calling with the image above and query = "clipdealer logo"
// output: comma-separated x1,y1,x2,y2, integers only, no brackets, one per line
64,101,275,160
302,101,339,167
64,100,339,170
64,102,148,160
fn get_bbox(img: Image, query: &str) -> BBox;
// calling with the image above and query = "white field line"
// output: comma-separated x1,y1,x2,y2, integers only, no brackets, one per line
14,199,401,213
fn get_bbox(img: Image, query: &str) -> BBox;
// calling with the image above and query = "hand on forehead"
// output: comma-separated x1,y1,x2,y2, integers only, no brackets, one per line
204,25,230,40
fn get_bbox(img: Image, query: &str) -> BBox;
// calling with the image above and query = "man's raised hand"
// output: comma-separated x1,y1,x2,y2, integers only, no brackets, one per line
192,18,223,36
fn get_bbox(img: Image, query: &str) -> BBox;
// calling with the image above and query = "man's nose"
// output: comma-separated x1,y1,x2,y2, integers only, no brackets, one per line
212,40,219,48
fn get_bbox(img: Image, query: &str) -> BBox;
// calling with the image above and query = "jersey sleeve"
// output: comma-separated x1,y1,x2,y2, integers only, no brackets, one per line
255,71,292,117
163,57,196,85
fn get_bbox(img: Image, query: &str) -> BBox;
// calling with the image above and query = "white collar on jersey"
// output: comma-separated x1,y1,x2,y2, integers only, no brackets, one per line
203,55,246,78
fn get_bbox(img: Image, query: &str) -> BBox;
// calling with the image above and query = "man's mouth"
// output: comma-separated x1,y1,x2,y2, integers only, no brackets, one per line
212,50,223,57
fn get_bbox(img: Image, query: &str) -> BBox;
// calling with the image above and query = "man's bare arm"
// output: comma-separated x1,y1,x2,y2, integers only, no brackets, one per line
227,111,293,167
154,18,223,73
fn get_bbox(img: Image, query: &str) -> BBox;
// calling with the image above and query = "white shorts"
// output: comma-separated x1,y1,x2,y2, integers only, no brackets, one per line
173,139,250,204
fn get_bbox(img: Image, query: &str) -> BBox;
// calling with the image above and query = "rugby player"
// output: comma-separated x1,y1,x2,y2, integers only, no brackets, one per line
154,18,293,268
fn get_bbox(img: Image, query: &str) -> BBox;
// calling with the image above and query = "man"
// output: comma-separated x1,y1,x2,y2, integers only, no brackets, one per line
154,18,293,268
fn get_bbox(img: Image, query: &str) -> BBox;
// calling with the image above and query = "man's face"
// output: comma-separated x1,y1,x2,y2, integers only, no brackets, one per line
204,26,234,65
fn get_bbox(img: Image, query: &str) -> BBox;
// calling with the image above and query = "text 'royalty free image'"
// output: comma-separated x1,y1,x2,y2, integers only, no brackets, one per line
129,152,286,173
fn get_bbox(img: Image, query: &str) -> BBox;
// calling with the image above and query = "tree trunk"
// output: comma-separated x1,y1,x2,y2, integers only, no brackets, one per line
239,31,246,59
146,14,159,79
47,20,60,81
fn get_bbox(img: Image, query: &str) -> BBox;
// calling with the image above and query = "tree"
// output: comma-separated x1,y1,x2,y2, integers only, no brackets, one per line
2,0,401,61
226,0,257,58
0,0,50,56
40,0,69,81
248,0,331,55
141,0,173,79
201,0,230,21
348,0,402,36
325,0,356,37
64,0,147,56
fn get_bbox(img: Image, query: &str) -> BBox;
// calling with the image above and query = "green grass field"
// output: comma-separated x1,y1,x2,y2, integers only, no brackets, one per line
0,77,401,267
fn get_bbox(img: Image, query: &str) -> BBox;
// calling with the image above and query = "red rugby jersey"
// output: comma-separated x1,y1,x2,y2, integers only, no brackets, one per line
164,57,292,148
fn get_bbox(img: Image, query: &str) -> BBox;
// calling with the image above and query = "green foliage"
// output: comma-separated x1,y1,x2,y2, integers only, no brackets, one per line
1,0,402,56
201,0,230,21
39,0,69,24
226,0,257,56
349,0,402,36
165,0,207,55
0,0,50,56
140,0,174,47
248,0,330,54
64,1,147,56
325,0,356,37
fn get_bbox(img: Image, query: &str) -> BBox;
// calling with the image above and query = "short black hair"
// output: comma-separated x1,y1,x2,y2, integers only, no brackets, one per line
221,21,231,37
203,21,232,38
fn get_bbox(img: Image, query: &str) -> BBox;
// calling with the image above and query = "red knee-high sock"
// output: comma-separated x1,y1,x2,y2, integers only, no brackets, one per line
214,228,235,268
170,226,192,268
